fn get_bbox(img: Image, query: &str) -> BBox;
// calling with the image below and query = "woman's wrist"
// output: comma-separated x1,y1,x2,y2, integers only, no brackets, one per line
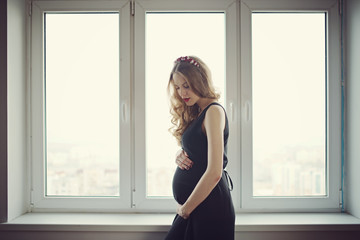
181,206,190,219
178,204,191,219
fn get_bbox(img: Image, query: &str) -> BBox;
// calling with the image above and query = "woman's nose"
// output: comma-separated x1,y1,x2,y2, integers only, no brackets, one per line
179,88,186,97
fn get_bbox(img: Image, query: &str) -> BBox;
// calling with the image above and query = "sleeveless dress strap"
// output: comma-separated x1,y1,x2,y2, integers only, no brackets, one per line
202,102,224,113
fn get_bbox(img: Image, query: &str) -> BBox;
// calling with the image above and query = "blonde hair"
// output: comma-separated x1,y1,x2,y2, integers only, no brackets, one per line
168,56,220,145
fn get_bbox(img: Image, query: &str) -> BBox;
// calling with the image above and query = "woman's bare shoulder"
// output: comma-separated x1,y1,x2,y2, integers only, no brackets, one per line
206,104,225,118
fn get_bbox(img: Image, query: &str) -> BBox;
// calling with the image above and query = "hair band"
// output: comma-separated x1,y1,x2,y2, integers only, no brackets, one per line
174,56,200,68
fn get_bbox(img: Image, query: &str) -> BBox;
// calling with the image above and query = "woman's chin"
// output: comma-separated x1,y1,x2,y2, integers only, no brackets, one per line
185,101,195,106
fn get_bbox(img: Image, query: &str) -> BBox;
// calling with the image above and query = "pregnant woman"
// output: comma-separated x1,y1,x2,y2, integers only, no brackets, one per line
165,56,235,240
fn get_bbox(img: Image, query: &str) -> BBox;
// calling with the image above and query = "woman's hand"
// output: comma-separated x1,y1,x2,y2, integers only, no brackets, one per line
177,204,190,219
175,149,193,170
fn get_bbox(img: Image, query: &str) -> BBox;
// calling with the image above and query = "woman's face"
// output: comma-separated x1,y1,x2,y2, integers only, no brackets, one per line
172,73,200,107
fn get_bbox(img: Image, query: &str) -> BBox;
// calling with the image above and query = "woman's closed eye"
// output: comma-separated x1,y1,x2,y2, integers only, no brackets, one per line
182,83,190,89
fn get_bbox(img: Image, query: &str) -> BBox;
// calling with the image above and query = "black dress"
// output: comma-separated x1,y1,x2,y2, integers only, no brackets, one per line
165,102,235,240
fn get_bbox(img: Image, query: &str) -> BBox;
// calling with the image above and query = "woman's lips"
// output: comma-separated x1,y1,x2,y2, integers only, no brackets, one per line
183,98,190,102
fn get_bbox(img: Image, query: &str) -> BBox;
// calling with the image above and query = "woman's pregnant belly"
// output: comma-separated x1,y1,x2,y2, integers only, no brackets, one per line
172,165,205,204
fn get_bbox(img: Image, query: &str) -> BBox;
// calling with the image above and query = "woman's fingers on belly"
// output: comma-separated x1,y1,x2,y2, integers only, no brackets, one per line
175,150,193,170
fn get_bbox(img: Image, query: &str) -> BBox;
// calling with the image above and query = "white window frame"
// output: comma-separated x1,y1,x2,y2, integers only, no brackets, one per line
133,0,240,211
30,0,132,211
240,0,341,210
29,0,342,213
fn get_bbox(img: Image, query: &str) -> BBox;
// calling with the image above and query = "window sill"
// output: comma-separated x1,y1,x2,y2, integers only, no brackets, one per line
1,212,360,232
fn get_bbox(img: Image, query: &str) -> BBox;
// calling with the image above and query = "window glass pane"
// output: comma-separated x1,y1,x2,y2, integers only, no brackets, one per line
146,13,225,197
252,13,326,197
45,13,120,196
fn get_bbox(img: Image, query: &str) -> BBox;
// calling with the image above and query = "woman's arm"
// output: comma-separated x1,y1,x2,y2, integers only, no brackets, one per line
177,105,225,219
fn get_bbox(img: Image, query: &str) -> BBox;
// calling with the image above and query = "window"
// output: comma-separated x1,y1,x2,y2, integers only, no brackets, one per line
145,13,225,198
45,13,120,197
240,0,341,209
252,13,326,197
133,0,236,210
31,0,131,210
30,0,341,212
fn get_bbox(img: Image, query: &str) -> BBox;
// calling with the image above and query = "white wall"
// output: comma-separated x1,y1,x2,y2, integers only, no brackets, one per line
7,0,29,221
345,0,360,219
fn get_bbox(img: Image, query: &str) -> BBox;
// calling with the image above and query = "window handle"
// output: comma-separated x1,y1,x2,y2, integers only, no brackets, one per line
229,102,234,122
121,101,127,123
245,101,251,122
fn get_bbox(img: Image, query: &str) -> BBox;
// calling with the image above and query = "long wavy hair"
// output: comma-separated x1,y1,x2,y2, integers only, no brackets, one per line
168,56,220,145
